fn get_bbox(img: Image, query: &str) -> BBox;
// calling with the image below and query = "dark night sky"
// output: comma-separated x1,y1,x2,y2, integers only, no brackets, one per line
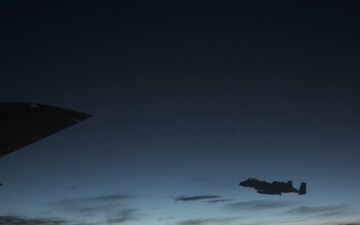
1,1,360,225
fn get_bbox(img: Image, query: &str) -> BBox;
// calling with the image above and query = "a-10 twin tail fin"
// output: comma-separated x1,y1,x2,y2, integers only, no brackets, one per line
299,182,306,195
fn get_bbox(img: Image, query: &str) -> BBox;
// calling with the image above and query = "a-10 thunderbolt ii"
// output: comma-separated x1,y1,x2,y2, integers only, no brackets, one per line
0,102,91,185
239,178,306,195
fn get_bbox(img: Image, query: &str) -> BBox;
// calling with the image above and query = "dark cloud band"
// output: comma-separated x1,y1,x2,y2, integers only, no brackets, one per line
175,195,222,202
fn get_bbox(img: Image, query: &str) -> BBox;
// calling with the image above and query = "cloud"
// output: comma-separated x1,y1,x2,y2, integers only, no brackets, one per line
0,216,69,225
225,200,293,211
175,195,222,202
178,219,213,225
0,211,140,225
336,223,360,225
56,194,134,216
106,209,139,224
206,199,231,204
63,194,133,204
278,219,305,224
85,194,134,203
288,205,346,214
287,204,352,218
51,193,140,224
177,217,241,225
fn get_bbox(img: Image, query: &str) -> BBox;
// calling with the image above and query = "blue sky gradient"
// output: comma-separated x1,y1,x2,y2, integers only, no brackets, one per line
1,0,360,224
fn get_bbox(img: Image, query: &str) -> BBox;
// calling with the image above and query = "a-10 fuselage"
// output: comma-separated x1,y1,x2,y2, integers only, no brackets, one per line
239,178,306,195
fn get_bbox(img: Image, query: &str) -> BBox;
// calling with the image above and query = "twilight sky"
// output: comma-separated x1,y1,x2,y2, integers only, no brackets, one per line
1,1,360,225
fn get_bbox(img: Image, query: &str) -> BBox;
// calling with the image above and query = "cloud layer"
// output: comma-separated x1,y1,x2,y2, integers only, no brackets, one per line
0,216,69,225
175,195,222,202
225,200,293,211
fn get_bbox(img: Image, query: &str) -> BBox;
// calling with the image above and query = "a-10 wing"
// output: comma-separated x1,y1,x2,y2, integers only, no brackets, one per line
0,102,91,158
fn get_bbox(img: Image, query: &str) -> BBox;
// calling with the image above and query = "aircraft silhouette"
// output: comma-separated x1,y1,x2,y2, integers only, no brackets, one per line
0,102,91,159
239,178,306,195
0,102,91,185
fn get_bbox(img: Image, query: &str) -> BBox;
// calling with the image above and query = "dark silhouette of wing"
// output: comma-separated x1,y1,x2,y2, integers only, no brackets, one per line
0,102,91,158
